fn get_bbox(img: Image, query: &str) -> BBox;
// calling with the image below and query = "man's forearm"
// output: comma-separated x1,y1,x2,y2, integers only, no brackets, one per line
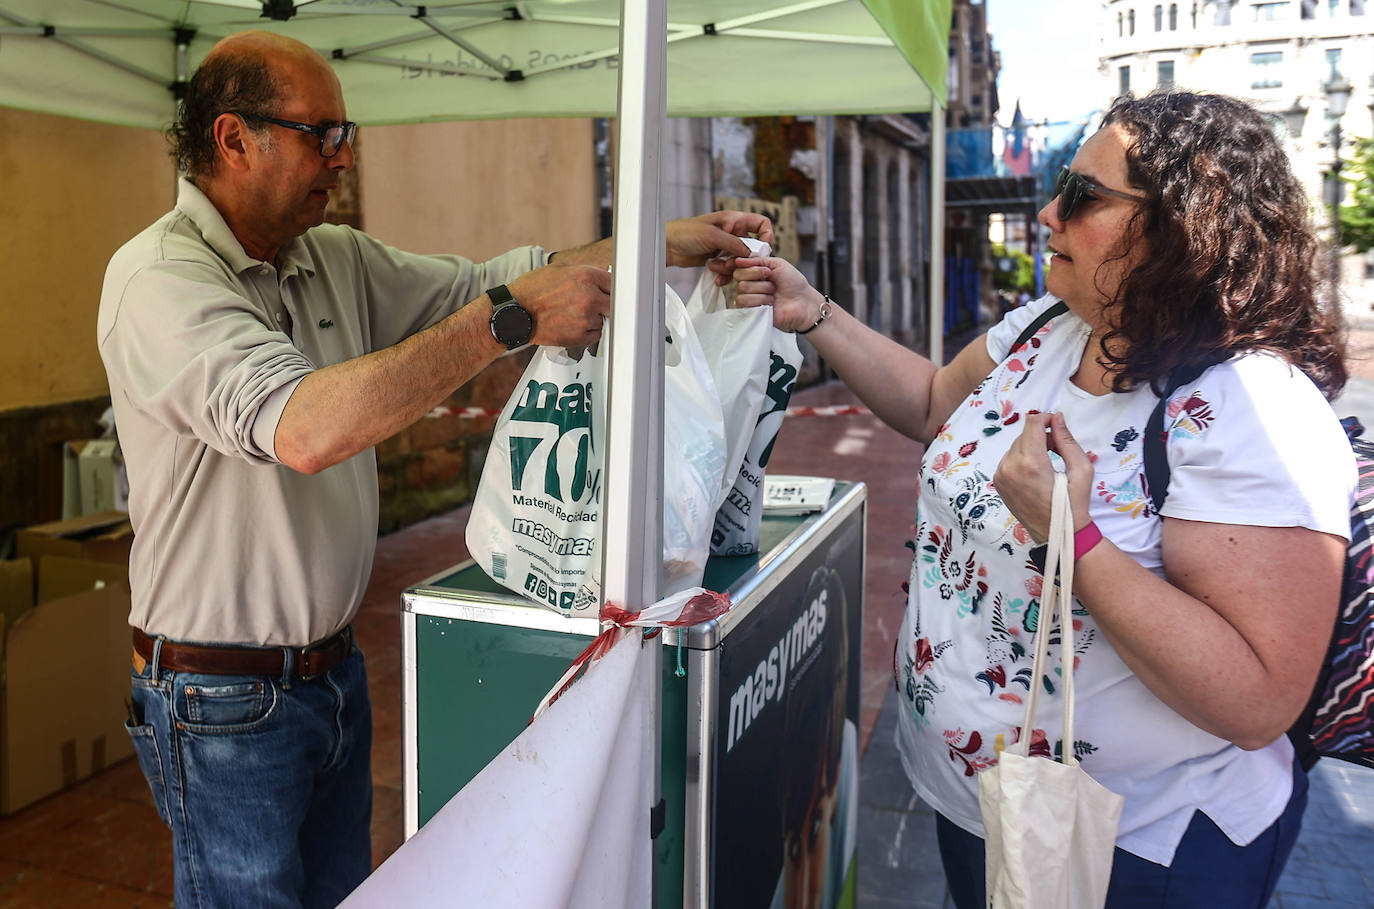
546,237,614,269
274,301,504,474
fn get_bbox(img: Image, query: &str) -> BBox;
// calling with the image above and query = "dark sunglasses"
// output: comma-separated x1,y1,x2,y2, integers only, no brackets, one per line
1053,166,1146,221
234,112,357,158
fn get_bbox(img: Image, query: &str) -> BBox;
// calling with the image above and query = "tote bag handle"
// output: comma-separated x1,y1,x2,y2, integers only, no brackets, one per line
1009,471,1077,763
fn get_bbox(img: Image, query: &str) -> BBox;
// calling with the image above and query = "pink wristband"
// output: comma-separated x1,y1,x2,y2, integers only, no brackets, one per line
1074,521,1103,560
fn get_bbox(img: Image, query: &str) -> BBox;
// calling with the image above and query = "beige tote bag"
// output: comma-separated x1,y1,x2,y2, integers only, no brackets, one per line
978,471,1125,909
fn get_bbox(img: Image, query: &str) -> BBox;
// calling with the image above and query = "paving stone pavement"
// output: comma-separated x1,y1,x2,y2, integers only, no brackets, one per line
856,690,952,909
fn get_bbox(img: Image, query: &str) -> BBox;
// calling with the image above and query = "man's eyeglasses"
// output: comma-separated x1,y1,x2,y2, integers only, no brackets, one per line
1053,166,1146,221
234,112,357,158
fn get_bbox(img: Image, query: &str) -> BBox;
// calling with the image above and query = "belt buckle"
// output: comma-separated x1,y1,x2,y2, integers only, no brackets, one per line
298,644,325,682
297,628,347,681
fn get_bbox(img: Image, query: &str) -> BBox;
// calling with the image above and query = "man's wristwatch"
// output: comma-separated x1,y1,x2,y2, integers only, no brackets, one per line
487,284,534,350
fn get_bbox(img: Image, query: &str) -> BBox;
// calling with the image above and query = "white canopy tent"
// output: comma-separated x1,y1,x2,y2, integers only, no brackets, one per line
1,2,951,899
0,0,952,613
0,1,947,125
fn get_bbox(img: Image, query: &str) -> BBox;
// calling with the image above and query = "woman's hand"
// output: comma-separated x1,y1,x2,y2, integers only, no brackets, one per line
994,412,1095,542
726,255,829,333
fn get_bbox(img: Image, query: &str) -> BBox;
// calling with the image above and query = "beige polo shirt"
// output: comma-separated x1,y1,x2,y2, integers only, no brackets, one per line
98,178,547,646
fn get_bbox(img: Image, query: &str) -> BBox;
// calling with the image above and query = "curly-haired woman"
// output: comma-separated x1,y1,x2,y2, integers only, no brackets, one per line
730,91,1354,906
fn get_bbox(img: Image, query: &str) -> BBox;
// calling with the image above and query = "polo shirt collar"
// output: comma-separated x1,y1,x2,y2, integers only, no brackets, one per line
175,177,318,278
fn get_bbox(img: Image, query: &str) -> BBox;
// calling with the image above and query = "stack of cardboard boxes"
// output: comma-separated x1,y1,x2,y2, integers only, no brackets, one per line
1,511,135,814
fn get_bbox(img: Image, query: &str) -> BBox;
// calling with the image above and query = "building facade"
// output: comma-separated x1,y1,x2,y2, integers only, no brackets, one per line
652,112,934,381
949,0,1001,130
1100,0,1374,318
944,0,1013,333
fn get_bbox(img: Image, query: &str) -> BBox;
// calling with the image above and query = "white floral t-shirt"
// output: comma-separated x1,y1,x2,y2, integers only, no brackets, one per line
894,296,1355,866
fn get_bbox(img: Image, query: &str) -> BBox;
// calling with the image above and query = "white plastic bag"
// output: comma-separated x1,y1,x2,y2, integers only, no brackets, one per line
685,238,804,556
978,472,1123,909
465,342,605,613
659,286,729,594
712,334,802,555
685,239,775,514
465,287,726,613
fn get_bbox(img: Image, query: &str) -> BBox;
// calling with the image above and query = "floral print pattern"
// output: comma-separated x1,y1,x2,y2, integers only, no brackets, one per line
917,523,988,618
1167,391,1215,438
900,306,1120,781
900,300,1213,774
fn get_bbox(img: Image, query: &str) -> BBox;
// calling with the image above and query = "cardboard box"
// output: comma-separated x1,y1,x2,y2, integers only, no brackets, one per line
15,511,134,566
79,440,123,516
61,443,81,520
0,558,34,632
0,555,133,814
62,440,126,519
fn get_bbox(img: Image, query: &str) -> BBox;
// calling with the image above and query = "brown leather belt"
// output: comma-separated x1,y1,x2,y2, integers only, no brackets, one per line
132,625,353,681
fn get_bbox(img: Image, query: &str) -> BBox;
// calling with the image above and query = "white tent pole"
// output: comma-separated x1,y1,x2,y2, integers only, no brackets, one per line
929,111,946,366
603,0,666,901
604,0,666,624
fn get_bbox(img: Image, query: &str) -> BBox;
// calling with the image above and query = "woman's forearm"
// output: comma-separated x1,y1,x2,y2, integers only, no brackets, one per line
799,302,941,441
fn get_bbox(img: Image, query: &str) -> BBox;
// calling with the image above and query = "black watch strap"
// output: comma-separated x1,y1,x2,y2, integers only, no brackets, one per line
487,284,533,350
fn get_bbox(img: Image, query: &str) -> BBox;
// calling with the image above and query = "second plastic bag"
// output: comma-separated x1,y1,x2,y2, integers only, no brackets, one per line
686,238,804,556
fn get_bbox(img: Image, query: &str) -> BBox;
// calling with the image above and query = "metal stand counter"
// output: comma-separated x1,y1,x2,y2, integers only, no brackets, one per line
401,481,865,908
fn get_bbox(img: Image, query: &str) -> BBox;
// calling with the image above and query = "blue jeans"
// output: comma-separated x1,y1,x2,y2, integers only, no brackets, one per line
126,639,373,909
937,753,1308,908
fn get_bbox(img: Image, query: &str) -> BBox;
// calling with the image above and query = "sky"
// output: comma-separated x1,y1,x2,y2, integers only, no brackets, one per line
984,0,1105,128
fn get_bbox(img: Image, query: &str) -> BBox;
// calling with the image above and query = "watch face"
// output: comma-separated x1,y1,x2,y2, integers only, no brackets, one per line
491,302,534,347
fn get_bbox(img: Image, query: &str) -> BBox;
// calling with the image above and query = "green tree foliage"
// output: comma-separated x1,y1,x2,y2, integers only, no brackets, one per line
991,243,1035,293
1340,137,1374,255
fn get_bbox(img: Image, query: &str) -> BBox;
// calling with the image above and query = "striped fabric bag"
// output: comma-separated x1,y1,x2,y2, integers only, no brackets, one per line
1290,436,1374,769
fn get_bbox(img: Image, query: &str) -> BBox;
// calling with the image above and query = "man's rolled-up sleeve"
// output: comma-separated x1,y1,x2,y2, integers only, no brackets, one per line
99,262,315,464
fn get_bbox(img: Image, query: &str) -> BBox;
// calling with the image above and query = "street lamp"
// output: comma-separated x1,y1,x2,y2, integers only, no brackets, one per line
1325,76,1351,292
1281,100,1308,139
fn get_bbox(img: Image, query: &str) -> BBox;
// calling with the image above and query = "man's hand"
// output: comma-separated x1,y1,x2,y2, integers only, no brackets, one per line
507,264,612,348
665,211,774,268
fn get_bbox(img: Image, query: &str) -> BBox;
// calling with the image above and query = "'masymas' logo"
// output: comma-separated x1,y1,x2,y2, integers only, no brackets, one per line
725,581,830,752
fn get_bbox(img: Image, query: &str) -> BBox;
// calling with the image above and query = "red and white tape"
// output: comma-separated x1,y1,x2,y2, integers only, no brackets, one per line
425,403,872,420
782,405,871,417
425,406,501,419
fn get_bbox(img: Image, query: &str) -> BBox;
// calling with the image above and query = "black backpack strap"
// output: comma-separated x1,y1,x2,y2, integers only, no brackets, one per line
1142,353,1233,514
1009,300,1069,355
